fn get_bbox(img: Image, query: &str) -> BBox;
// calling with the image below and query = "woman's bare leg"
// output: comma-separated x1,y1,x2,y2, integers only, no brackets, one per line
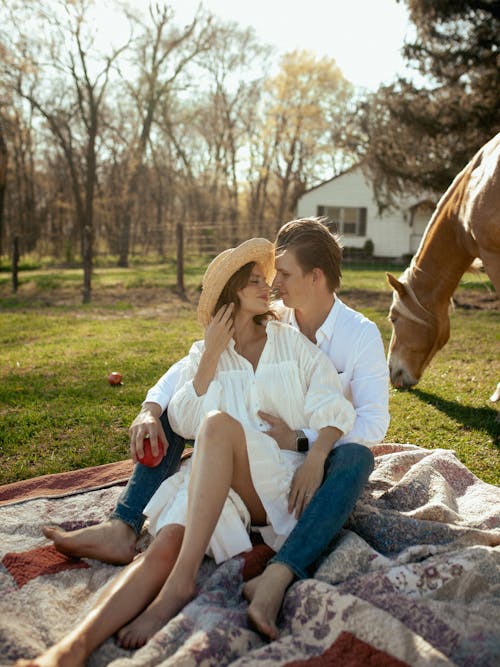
117,412,265,648
15,524,184,667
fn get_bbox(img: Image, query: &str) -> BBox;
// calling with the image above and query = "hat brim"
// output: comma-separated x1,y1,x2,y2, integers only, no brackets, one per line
197,238,275,326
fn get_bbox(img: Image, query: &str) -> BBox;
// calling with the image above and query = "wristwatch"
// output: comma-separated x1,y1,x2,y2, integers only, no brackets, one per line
295,429,309,452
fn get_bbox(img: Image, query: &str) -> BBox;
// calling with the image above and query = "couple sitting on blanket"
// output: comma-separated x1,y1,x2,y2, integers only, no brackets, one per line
21,218,389,667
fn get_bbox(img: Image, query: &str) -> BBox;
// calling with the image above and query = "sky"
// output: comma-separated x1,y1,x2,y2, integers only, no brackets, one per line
164,0,415,91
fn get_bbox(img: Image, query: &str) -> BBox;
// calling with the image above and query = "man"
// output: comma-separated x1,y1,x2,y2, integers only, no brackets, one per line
242,219,388,638
45,218,389,636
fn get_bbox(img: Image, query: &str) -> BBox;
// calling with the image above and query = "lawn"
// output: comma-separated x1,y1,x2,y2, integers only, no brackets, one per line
0,261,498,486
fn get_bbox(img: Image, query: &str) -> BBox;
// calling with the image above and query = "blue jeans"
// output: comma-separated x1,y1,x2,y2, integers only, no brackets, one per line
111,412,185,535
270,442,374,579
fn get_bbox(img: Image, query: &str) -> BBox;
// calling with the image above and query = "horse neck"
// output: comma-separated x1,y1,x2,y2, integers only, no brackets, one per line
410,195,473,312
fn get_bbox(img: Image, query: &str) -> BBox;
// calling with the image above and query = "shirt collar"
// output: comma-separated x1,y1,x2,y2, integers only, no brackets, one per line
290,296,343,345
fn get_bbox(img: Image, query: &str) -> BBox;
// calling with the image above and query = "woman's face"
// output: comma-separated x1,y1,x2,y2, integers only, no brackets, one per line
236,264,270,316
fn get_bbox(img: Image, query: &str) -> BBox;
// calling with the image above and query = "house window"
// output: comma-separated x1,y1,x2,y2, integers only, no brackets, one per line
317,206,367,237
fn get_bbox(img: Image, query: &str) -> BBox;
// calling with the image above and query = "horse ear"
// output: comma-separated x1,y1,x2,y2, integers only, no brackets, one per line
386,272,407,297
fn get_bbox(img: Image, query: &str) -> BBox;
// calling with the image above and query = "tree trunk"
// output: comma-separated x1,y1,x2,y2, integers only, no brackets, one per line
117,205,132,267
155,194,164,257
11,235,19,292
0,126,7,259
81,118,97,303
82,223,92,303
176,222,186,300
117,165,141,267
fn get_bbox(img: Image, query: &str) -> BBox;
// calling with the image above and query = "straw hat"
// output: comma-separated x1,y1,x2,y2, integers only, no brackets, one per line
197,238,275,326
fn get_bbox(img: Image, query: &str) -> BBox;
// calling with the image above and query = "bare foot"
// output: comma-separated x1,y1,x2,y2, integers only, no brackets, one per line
15,638,86,667
43,519,136,565
243,563,295,640
117,577,196,649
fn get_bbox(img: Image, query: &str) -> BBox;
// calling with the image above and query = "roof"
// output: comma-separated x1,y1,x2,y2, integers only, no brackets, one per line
301,162,363,196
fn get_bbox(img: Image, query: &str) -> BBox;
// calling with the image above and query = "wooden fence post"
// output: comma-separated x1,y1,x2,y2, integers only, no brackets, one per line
176,222,186,300
12,235,19,293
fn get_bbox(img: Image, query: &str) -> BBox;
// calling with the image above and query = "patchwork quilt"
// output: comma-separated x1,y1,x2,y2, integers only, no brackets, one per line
1,443,499,666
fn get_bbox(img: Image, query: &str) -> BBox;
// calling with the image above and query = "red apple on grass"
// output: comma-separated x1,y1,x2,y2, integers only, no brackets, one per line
139,437,165,467
107,371,123,385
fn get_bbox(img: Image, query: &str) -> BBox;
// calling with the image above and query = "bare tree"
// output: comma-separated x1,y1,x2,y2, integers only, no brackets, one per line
156,102,210,224
248,51,353,230
194,21,271,243
113,3,215,267
4,0,128,301
0,95,44,263
0,2,364,270
0,119,7,259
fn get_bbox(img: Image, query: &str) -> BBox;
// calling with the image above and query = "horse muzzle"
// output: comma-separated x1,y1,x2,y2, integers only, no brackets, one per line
389,365,419,390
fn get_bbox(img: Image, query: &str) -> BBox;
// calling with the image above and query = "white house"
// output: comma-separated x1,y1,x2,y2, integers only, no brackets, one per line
296,164,437,259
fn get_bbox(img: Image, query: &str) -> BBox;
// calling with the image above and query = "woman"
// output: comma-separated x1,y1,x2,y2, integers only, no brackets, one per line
18,238,354,667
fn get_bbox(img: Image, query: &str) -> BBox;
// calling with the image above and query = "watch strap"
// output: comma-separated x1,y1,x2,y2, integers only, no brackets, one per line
295,429,309,452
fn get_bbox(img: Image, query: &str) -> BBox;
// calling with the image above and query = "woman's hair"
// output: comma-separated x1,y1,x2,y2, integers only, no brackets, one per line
214,262,277,324
275,217,343,292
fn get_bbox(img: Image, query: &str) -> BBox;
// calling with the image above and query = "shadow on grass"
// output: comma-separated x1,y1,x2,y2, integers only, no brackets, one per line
412,389,500,446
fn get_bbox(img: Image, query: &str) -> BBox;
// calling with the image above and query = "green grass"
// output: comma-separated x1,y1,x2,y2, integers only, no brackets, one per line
384,309,499,484
0,253,210,292
0,310,202,484
0,262,498,486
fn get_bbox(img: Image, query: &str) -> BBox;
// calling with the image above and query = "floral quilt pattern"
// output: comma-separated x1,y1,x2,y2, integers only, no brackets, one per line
1,443,499,666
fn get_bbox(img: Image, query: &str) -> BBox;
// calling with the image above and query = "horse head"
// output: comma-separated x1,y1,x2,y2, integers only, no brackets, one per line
386,271,451,389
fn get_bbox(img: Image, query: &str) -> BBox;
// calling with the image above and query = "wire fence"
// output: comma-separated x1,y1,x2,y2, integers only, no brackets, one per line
2,219,409,269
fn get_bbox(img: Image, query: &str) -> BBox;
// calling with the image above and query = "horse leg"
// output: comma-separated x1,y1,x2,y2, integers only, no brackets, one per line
477,249,500,410
478,249,500,293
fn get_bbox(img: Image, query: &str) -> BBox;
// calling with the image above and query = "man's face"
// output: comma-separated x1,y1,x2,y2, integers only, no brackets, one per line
273,249,311,309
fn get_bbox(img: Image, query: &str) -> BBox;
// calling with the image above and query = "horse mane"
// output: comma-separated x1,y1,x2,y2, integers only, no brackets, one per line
412,147,478,261
390,138,495,331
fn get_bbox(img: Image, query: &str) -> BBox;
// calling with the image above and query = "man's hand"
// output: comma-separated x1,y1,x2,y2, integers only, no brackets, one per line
258,411,296,450
288,426,342,518
128,402,167,464
288,450,326,518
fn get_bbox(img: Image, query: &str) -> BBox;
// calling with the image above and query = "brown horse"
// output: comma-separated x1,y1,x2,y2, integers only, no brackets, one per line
387,132,500,389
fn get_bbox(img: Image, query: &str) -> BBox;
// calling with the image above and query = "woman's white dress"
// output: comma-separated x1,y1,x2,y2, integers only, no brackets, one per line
144,320,355,563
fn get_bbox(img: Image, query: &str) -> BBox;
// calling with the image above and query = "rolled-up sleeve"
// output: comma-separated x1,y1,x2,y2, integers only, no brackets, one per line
338,324,389,446
292,332,356,437
304,357,356,436
167,341,223,439
143,356,188,412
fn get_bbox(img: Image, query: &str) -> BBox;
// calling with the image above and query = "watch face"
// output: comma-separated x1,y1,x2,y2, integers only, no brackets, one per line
297,437,309,453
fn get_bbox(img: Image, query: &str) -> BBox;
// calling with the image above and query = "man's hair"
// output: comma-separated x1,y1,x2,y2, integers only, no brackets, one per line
214,262,277,325
275,217,343,292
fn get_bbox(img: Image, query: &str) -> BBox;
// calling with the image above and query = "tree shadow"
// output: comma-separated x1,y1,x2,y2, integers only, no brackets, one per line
411,388,500,447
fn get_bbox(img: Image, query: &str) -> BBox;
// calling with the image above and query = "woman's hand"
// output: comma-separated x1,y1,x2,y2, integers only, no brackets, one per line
288,449,326,518
204,304,235,360
193,304,234,396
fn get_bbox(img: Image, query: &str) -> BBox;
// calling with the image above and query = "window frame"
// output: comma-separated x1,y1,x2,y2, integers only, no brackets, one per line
317,205,367,237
